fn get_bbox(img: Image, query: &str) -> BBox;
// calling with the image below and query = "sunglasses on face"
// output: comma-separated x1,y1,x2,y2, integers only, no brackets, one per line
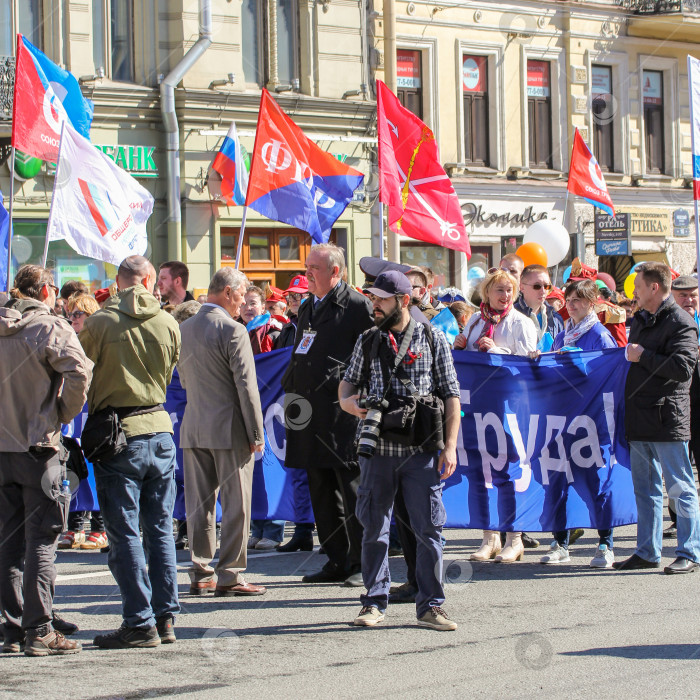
68,310,86,320
523,283,553,291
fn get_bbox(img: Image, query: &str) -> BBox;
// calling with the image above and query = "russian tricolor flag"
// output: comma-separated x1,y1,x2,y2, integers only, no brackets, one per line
689,56,700,201
211,122,248,206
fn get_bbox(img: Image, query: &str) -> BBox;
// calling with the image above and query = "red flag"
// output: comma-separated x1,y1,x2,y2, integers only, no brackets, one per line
567,128,615,216
245,89,363,243
377,80,470,256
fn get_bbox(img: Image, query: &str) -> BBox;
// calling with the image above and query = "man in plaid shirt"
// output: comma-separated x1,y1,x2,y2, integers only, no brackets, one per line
339,270,461,631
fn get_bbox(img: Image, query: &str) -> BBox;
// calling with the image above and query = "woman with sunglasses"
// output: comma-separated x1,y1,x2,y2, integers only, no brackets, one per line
455,269,537,563
514,264,564,349
539,278,618,569
58,292,109,552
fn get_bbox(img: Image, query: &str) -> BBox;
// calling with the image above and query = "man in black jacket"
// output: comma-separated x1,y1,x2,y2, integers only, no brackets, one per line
281,244,373,585
615,262,700,574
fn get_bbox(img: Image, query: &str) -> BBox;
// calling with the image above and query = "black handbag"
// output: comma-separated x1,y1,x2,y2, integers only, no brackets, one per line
59,434,89,480
81,408,127,463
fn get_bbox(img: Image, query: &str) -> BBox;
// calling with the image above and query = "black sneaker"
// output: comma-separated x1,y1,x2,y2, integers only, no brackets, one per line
94,623,161,649
52,611,78,635
155,615,176,644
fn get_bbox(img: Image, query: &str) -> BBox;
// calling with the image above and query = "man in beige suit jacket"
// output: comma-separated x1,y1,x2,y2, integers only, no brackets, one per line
178,268,267,596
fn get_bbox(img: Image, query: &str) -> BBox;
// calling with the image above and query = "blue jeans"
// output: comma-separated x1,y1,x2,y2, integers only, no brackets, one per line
251,519,285,542
94,433,179,628
629,440,700,563
356,452,446,618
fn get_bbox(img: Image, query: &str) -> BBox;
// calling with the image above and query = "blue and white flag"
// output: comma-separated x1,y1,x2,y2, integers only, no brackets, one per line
0,192,10,292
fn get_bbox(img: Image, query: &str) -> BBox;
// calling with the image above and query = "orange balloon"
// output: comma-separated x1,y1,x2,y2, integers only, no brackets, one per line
516,242,548,268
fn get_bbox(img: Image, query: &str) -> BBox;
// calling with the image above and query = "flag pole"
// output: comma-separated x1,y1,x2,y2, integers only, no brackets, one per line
689,56,700,280
234,206,248,270
5,146,15,291
379,202,385,260
42,121,68,268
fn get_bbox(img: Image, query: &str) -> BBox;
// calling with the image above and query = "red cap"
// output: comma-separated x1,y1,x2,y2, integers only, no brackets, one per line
546,286,565,302
266,292,286,304
95,288,111,303
283,274,309,294
568,257,597,282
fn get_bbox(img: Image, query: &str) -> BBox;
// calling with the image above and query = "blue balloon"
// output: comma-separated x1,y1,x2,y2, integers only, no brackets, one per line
562,265,572,283
468,267,485,280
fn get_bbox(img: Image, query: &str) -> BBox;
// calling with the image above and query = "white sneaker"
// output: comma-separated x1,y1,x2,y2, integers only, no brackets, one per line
247,536,261,549
540,542,570,564
255,537,279,551
590,544,614,569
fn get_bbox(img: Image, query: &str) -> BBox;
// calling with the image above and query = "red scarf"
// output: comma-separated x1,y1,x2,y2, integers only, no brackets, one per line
477,302,512,343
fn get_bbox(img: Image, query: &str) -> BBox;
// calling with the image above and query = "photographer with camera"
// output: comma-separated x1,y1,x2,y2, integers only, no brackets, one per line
339,271,461,631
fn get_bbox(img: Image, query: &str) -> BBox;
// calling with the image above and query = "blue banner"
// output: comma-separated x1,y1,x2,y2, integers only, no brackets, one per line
252,347,637,530
65,346,637,531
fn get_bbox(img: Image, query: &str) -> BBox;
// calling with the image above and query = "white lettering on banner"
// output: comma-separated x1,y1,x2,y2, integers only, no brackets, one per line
263,402,287,461
456,390,470,467
261,140,293,173
536,416,572,485
40,133,60,147
506,414,539,493
474,413,508,488
567,415,605,470
602,392,617,466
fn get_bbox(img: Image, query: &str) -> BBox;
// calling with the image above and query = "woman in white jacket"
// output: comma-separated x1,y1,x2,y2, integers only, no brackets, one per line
455,268,537,562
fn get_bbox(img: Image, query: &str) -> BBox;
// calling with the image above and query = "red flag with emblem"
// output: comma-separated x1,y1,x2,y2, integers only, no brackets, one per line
567,128,615,216
377,80,470,256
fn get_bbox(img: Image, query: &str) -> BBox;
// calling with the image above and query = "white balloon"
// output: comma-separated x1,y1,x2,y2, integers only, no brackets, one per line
523,220,570,266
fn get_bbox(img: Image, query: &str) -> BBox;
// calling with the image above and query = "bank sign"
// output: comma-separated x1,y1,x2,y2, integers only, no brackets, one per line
93,144,158,178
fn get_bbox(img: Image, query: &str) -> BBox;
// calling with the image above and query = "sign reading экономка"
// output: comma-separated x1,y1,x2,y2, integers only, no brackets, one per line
92,144,158,178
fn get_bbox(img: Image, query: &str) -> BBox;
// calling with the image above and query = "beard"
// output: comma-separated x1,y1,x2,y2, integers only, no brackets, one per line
373,299,403,329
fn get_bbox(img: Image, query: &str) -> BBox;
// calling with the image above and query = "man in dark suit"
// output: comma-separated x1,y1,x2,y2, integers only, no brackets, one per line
282,244,373,585
178,268,266,597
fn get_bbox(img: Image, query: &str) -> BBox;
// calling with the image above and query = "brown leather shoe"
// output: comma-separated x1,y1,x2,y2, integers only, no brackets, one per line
24,630,81,656
189,579,217,595
214,580,267,597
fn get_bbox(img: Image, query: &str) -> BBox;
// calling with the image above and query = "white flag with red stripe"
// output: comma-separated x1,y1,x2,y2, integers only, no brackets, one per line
47,122,154,265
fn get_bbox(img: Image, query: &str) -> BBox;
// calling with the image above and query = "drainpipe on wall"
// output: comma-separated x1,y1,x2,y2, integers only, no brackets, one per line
383,0,399,263
160,0,212,262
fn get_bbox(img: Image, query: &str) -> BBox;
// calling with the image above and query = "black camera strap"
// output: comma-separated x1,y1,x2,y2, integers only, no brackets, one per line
380,318,416,400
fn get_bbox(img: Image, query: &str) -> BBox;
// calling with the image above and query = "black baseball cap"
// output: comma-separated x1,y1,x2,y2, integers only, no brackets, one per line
366,270,412,298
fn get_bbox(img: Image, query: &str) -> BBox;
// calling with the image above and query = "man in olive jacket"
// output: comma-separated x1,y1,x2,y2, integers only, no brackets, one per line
281,244,373,585
79,256,181,649
616,262,700,574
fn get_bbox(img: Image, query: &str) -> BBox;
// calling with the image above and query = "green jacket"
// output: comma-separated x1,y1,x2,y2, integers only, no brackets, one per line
79,284,181,438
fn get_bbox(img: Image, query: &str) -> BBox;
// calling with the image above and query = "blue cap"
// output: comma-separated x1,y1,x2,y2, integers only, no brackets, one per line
366,270,412,298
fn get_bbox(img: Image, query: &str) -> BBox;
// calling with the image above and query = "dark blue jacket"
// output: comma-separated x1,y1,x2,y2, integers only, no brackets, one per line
553,322,617,351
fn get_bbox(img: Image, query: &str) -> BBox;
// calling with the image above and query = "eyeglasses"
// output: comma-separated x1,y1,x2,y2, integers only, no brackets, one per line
522,283,553,291
411,285,423,290
68,310,86,320
287,292,306,301
46,284,59,294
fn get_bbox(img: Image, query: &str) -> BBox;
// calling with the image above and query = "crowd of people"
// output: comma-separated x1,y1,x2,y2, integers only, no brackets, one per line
1,243,700,654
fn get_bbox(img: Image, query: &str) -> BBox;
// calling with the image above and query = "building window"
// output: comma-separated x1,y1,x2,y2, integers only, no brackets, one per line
397,49,423,119
462,54,489,166
643,69,664,174
241,0,299,89
591,65,614,172
0,0,43,54
110,0,134,81
527,59,552,169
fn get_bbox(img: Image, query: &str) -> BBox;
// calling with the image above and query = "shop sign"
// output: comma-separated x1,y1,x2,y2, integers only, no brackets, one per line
643,71,663,105
673,208,690,237
93,144,158,178
527,60,550,98
397,49,421,89
595,213,630,256
463,55,487,93
591,66,612,96
460,201,557,228
615,207,671,236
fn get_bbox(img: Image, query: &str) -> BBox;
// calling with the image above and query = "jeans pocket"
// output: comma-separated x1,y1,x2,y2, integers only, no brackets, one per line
429,483,446,528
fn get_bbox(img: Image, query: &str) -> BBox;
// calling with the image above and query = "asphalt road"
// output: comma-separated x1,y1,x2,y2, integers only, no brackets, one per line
1,523,699,700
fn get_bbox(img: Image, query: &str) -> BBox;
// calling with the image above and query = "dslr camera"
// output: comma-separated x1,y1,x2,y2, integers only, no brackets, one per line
357,394,390,458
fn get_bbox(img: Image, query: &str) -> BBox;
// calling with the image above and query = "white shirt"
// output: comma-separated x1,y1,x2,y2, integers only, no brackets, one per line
459,310,537,356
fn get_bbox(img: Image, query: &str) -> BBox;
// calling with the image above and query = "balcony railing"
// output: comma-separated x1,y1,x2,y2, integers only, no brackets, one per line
617,0,700,13
0,56,14,120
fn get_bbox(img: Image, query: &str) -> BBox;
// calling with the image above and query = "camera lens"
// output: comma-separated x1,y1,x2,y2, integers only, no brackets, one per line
357,407,383,458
